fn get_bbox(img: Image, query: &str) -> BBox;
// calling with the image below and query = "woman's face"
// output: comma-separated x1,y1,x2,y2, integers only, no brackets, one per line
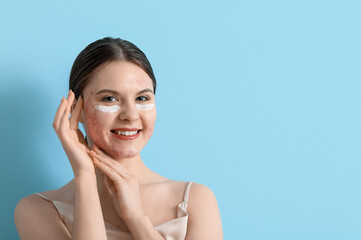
81,61,156,159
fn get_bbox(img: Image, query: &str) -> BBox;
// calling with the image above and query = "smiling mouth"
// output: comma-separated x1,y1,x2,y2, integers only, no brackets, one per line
110,130,141,136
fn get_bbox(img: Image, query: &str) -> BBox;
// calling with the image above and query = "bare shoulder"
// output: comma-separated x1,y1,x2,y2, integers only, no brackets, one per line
153,180,211,203
143,179,190,204
39,180,75,203
14,190,72,240
186,182,224,240
187,182,220,214
188,182,217,202
165,180,213,201
15,193,59,226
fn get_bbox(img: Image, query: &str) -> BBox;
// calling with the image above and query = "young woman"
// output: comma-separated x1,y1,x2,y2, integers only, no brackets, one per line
14,37,223,240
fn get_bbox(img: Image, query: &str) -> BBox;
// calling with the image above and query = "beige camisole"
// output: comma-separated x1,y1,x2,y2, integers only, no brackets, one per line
34,181,194,240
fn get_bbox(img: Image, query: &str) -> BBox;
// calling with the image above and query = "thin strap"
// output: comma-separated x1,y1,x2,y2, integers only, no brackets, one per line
34,193,52,202
183,181,194,202
33,193,68,231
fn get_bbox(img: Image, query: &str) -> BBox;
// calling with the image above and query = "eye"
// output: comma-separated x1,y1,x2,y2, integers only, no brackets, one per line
136,96,149,102
102,96,117,102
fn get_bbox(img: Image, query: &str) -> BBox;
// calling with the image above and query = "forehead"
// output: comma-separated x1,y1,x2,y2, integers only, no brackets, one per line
85,61,153,93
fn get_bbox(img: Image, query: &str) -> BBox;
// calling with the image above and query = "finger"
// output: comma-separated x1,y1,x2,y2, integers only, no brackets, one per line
58,91,74,132
65,90,75,113
90,151,130,178
92,144,109,159
53,97,68,132
86,147,92,155
92,144,107,155
93,158,123,183
92,144,114,160
92,144,100,152
104,175,116,195
69,96,83,129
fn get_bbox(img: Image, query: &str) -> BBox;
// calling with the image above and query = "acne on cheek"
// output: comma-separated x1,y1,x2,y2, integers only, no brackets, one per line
84,96,112,126
84,99,108,147
84,99,98,127
82,93,120,155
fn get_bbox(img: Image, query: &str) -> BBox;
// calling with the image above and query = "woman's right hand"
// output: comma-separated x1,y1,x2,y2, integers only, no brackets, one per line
53,90,95,177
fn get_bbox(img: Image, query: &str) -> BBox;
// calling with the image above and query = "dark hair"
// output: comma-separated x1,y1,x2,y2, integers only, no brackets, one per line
69,37,157,98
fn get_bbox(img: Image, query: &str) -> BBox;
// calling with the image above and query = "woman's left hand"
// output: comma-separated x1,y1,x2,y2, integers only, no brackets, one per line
89,145,145,223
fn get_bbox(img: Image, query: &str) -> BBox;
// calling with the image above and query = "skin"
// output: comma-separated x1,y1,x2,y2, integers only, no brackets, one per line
14,61,223,240
81,61,157,160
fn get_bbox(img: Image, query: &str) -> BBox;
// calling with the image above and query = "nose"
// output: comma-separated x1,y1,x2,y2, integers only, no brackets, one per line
117,101,139,122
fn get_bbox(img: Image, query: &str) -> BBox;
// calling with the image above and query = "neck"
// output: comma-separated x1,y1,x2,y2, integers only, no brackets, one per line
95,153,153,193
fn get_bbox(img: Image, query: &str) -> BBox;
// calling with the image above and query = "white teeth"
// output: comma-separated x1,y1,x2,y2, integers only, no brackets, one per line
115,131,138,136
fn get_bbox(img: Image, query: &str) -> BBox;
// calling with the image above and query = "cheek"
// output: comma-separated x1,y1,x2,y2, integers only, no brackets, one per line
143,112,156,138
84,100,98,128
84,101,108,139
87,111,98,129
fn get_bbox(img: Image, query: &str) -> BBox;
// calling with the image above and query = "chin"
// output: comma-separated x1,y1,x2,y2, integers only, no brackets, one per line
107,147,139,159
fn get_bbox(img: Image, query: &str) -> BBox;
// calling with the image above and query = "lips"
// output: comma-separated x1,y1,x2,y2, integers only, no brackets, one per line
110,128,141,140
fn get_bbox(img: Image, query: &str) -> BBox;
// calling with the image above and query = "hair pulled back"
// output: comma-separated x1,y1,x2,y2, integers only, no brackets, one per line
69,37,157,99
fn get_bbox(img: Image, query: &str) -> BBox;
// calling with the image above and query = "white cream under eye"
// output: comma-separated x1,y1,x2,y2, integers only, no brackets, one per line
95,103,154,113
95,105,120,113
136,103,155,111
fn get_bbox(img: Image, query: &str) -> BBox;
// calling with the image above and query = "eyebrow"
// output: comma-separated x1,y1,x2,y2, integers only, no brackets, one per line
96,88,154,95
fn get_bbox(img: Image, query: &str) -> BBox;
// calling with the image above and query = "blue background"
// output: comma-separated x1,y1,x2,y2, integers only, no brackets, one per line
1,0,360,239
